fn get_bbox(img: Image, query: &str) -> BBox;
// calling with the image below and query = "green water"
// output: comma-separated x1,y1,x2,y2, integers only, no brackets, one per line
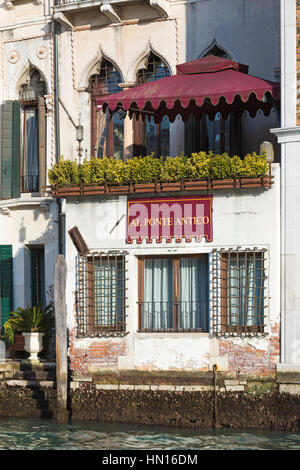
0,418,299,450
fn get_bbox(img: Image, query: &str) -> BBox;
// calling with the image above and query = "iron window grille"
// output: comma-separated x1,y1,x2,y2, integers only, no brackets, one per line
76,251,128,337
211,248,268,337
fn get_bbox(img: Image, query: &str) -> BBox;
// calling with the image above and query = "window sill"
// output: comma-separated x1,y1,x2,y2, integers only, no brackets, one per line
0,196,53,215
135,331,210,338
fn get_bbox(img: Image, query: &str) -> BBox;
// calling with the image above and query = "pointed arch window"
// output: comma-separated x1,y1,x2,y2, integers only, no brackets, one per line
19,67,47,193
133,52,170,157
90,58,124,159
185,47,241,156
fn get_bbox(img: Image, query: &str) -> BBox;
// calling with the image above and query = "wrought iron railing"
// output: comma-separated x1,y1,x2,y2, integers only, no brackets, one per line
21,175,39,193
54,0,90,5
138,301,209,332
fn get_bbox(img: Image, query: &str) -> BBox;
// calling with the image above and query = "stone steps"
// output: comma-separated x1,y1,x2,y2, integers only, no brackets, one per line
0,361,57,419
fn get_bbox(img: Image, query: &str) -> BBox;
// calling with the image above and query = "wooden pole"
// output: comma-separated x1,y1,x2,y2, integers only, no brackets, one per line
54,254,69,423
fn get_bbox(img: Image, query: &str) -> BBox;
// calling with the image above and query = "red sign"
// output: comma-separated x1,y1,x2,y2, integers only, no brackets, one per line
126,196,213,243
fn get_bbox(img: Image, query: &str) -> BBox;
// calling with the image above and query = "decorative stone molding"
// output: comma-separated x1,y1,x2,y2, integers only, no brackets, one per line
37,45,48,60
119,82,136,89
8,50,19,64
5,0,42,8
45,94,54,114
53,12,73,31
100,4,121,23
0,207,11,216
148,0,170,18
4,0,14,9
270,127,300,143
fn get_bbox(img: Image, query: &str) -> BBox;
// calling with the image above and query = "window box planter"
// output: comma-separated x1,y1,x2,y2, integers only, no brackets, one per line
49,176,273,197
134,182,159,193
109,184,130,194
83,185,106,195
54,186,80,196
160,182,182,192
183,180,208,190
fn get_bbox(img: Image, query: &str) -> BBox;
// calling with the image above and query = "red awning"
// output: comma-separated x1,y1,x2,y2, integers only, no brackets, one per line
96,56,280,123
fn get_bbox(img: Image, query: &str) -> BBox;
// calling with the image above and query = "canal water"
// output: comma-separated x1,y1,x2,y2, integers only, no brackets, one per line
0,417,299,450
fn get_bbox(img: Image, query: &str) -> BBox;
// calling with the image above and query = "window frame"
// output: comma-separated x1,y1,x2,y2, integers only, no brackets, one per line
133,52,171,157
76,251,127,337
137,254,209,333
89,60,124,159
20,100,39,193
211,248,267,336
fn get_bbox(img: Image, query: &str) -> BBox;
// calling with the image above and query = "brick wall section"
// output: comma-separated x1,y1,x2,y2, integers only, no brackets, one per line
297,1,300,124
69,327,126,374
219,322,280,376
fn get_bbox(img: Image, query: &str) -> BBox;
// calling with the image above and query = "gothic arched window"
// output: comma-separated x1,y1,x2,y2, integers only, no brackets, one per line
185,47,241,156
90,58,124,159
19,67,47,193
133,52,171,157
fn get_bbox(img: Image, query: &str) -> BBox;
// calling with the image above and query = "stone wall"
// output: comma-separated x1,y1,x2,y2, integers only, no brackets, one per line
297,0,300,124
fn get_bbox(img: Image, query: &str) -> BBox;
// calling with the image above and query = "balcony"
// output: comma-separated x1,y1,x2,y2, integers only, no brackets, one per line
52,0,170,27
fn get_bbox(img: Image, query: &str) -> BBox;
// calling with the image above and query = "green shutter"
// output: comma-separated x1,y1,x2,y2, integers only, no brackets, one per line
0,245,13,330
1,101,20,199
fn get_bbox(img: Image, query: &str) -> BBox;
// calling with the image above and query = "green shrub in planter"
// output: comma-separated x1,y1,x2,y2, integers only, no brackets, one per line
48,157,80,186
2,304,55,348
48,152,269,187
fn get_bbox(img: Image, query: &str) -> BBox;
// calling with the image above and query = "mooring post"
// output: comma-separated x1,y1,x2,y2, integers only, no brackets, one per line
54,254,69,423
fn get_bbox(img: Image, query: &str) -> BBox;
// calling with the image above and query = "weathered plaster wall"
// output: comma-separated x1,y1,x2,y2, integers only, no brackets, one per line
65,165,280,376
0,199,59,308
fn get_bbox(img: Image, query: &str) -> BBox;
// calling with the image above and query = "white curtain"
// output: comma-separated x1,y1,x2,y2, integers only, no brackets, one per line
228,257,263,327
94,259,123,326
22,107,38,191
144,258,173,329
180,257,208,330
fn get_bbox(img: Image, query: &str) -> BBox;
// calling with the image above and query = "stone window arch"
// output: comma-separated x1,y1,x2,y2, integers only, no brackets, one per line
90,58,124,159
185,46,241,156
19,66,47,193
133,52,171,157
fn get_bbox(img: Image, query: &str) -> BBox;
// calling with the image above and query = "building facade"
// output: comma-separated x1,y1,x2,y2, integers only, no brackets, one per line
0,1,59,340
0,0,285,378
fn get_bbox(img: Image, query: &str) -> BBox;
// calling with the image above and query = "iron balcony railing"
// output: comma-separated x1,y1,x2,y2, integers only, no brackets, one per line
54,0,90,5
138,301,209,333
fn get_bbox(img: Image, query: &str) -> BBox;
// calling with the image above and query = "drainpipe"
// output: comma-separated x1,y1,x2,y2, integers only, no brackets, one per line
53,19,64,255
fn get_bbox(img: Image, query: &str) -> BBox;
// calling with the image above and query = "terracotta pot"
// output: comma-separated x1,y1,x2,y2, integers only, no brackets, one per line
9,335,25,352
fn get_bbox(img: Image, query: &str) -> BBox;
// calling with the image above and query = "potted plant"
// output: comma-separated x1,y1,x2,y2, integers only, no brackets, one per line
2,303,55,362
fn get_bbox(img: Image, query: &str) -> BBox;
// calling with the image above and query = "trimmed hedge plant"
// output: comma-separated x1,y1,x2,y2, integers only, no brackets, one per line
48,152,269,187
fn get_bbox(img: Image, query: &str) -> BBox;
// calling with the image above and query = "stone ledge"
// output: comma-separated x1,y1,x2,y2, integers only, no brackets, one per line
276,364,300,384
6,380,55,388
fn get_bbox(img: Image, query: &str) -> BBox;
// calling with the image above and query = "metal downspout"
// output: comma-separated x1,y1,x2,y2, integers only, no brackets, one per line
53,19,63,255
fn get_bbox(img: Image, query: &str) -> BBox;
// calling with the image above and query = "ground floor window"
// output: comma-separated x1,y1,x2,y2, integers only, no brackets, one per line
138,255,209,332
211,248,267,335
76,252,127,336
29,246,45,306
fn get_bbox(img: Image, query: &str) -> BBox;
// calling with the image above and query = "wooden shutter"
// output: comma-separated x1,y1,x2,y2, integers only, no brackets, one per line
0,245,13,330
1,101,20,199
38,96,46,191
